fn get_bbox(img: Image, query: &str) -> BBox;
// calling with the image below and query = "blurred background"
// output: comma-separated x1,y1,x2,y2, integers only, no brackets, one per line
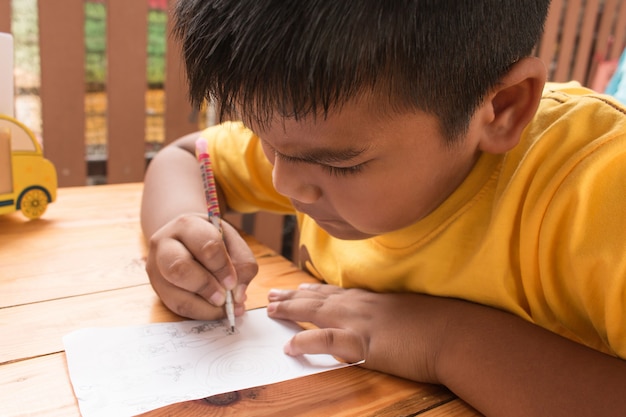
5,0,214,186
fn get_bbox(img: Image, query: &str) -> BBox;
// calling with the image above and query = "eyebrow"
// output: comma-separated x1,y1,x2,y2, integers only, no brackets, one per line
261,137,369,165
279,145,368,165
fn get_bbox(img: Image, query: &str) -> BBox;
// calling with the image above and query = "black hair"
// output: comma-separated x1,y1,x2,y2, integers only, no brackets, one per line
173,0,550,141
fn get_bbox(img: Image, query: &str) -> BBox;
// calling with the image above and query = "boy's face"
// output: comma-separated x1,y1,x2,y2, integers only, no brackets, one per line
251,99,484,240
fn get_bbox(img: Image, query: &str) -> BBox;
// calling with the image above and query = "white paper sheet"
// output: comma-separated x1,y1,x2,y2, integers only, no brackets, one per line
63,308,356,417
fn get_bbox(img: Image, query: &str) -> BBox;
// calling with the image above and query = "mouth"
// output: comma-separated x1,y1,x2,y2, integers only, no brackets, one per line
292,202,363,238
292,202,376,240
291,202,337,224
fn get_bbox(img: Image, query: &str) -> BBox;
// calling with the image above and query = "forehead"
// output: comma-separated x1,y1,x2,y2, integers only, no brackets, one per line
249,98,448,164
248,97,406,153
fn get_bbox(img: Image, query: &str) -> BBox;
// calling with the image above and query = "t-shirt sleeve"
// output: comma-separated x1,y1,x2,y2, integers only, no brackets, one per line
539,133,626,358
201,121,295,214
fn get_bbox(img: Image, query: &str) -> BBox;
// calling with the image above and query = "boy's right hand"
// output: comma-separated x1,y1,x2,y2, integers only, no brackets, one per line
145,213,259,320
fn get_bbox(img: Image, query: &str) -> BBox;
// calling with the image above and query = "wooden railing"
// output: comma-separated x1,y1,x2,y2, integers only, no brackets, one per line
1,0,197,187
538,0,626,89
1,0,287,254
1,0,625,256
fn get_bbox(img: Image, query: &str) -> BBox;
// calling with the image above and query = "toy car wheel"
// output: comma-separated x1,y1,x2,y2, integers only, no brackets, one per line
19,188,49,219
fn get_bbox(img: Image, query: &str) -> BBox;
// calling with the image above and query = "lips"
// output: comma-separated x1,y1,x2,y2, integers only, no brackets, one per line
292,201,324,218
291,201,340,223
292,200,371,240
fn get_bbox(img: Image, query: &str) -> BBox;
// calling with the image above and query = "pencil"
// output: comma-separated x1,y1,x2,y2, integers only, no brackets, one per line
195,138,236,333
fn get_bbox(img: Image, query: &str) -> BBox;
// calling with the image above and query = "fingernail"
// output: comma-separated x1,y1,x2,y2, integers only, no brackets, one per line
209,290,225,306
266,302,277,314
234,304,245,316
283,340,294,356
268,288,285,300
234,283,247,303
223,275,236,290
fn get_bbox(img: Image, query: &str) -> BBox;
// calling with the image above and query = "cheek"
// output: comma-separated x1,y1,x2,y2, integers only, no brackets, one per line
327,178,416,233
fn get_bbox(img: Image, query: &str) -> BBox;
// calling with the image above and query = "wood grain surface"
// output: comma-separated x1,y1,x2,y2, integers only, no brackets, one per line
0,183,482,417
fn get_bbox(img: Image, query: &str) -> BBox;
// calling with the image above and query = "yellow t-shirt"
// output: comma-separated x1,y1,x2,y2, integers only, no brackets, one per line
203,83,626,358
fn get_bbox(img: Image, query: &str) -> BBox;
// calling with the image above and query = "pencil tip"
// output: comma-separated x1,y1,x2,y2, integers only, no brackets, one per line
231,326,235,333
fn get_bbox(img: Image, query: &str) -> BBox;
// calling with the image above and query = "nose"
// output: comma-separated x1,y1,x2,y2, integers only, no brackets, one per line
272,159,321,204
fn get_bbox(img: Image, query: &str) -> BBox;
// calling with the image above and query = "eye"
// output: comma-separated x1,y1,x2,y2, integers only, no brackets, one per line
277,153,300,164
322,163,366,177
262,137,368,177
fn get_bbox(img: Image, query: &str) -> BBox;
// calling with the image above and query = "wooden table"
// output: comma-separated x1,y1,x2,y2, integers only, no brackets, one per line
0,183,481,417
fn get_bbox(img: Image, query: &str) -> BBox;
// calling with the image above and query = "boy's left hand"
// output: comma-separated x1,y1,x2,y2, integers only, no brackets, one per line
267,283,454,384
268,283,626,417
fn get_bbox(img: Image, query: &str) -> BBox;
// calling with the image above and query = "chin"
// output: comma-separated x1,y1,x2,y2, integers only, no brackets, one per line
316,220,376,240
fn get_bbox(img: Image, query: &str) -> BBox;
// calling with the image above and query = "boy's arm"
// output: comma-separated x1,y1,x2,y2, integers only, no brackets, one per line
267,284,626,417
141,131,207,237
141,132,258,320
436,296,626,417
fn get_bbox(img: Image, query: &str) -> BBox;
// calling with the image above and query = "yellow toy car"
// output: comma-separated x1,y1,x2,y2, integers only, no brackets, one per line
0,114,57,219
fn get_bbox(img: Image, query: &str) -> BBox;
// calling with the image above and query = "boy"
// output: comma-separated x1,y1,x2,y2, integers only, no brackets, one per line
141,1,626,416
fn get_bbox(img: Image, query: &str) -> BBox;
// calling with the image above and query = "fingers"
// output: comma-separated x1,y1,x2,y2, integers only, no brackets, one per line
268,283,342,303
146,213,258,319
153,236,227,305
148,274,228,320
267,283,370,363
267,284,367,363
173,216,238,291
267,283,349,325
146,240,235,320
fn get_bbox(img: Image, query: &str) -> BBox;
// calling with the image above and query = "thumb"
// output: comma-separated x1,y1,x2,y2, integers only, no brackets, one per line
284,328,366,365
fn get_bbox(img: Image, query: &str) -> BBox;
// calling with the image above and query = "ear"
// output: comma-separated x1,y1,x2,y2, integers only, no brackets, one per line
476,57,547,154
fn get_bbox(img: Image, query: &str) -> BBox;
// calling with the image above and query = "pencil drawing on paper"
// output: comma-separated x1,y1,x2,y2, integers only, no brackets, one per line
197,345,297,386
63,308,351,417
